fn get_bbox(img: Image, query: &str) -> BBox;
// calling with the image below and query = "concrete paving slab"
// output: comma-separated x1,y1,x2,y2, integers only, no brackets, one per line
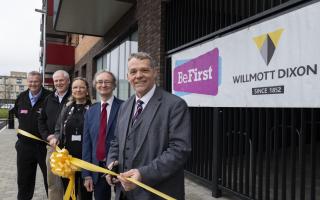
0,127,235,200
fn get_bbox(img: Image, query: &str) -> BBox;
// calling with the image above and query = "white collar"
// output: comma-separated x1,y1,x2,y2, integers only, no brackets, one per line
55,90,68,98
101,95,114,107
135,84,156,106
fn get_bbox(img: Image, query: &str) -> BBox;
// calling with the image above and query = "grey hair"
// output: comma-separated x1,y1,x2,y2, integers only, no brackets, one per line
128,52,156,69
27,71,42,81
92,70,117,88
53,70,70,81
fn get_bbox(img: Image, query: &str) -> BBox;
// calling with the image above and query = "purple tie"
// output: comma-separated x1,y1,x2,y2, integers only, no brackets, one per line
132,100,143,124
96,103,107,161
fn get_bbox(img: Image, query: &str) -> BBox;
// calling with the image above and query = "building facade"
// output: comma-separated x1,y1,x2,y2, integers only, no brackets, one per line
0,71,28,105
41,0,320,199
38,0,75,88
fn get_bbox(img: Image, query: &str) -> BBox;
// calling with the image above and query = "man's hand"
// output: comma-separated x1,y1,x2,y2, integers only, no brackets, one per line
84,177,94,192
106,160,119,186
117,169,141,191
47,134,58,148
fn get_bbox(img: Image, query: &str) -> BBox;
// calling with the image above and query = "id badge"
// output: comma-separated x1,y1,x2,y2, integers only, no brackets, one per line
20,109,28,114
71,135,81,141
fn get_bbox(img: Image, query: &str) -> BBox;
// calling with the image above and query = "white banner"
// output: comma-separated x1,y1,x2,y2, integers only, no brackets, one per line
172,2,320,108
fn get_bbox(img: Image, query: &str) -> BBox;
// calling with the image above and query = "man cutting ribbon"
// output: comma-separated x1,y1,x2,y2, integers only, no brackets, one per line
106,52,192,200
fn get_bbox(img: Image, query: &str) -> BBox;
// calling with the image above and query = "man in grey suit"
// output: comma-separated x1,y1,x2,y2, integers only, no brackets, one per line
106,52,192,200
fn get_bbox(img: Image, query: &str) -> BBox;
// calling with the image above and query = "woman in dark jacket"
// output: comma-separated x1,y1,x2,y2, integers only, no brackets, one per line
55,77,92,199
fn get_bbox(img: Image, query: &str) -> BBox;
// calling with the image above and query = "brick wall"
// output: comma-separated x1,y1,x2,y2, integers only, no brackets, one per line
74,1,167,96
75,36,102,64
74,7,137,98
74,40,105,98
137,0,166,86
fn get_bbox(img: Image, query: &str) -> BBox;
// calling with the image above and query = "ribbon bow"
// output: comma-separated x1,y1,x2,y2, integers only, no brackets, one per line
50,148,79,200
17,129,176,200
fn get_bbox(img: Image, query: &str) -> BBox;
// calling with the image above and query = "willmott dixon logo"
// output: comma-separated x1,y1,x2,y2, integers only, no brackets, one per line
253,28,284,65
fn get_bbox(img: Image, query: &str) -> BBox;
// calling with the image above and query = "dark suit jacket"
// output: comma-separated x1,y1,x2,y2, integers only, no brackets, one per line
82,97,123,183
107,87,192,200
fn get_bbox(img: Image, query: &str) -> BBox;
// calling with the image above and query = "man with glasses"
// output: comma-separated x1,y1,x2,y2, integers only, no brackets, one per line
82,70,123,200
38,70,71,200
14,71,51,200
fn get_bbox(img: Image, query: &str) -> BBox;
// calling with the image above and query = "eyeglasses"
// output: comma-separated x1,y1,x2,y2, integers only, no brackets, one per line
96,80,113,86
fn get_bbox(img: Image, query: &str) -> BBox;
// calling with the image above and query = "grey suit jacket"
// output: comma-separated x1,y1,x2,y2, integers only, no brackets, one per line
107,87,192,200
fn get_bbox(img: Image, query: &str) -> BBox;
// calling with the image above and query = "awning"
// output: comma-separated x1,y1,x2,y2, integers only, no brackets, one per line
53,0,134,36
46,43,74,66
45,43,75,77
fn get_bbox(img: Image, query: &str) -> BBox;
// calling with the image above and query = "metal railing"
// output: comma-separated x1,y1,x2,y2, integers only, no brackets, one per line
165,1,318,199
165,0,306,54
185,107,319,200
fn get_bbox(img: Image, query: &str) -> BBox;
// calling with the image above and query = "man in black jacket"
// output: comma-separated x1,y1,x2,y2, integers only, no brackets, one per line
38,70,70,200
14,71,51,200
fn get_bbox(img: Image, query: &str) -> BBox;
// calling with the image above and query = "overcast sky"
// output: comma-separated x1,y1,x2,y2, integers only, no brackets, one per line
0,0,42,76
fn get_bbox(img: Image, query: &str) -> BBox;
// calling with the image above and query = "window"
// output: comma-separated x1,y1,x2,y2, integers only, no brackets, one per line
19,86,24,91
110,48,119,97
97,57,103,72
96,31,138,100
103,53,110,71
118,42,128,99
16,79,22,84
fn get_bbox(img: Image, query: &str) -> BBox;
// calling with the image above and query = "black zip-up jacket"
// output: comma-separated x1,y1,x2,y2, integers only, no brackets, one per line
54,101,91,158
38,89,71,141
14,87,51,143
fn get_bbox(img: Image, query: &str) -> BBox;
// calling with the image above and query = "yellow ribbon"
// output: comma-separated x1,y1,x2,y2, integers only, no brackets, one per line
17,129,77,200
50,148,78,200
70,158,176,200
17,129,176,200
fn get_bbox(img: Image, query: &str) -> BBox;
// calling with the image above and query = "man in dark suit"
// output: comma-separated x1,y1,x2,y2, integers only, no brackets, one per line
14,71,51,200
82,70,123,200
106,52,192,200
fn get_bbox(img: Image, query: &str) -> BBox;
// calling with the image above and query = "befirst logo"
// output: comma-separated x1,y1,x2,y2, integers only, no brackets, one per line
253,28,284,65
173,48,220,96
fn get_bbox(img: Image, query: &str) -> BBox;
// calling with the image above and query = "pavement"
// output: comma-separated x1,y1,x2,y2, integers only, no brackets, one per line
0,125,234,200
